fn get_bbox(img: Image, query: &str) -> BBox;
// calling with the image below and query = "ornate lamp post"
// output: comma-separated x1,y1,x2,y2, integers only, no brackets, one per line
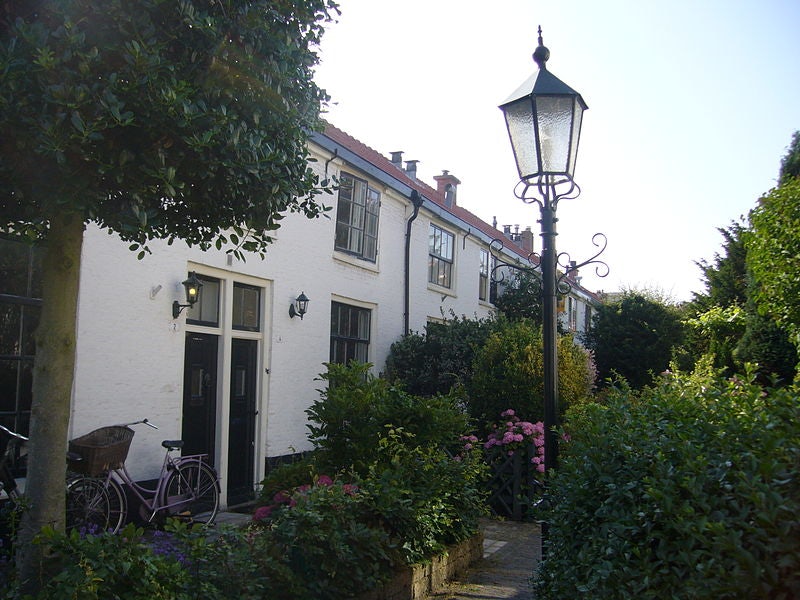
498,28,590,474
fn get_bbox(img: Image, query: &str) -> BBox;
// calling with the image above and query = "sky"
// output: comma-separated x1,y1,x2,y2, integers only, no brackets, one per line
312,0,800,303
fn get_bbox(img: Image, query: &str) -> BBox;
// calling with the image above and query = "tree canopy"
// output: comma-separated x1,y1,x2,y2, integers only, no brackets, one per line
584,292,684,389
1,0,337,255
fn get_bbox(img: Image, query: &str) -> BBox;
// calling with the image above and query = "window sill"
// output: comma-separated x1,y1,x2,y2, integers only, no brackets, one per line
332,250,380,273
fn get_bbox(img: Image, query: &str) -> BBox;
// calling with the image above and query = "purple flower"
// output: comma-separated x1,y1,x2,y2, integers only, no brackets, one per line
317,475,334,487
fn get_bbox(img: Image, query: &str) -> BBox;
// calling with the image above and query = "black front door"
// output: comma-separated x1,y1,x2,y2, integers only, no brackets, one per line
227,338,258,505
182,333,218,464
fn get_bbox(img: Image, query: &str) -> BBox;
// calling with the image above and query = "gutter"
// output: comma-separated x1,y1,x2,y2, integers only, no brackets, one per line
404,190,424,335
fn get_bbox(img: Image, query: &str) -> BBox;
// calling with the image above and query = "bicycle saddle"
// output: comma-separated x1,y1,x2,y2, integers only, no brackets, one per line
162,440,184,450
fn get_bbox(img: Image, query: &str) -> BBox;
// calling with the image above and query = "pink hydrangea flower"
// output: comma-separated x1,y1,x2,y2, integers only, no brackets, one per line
253,505,273,521
501,409,515,417
316,475,334,486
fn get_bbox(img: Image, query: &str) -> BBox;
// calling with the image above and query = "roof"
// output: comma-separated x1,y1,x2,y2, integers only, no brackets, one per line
315,122,602,303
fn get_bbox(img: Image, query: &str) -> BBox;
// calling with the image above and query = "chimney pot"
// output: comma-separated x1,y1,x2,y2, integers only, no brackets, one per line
390,151,404,168
404,160,419,179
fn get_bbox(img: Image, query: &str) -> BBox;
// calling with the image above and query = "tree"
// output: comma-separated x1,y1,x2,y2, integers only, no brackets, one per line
746,131,800,360
584,292,684,389
747,177,800,354
779,130,800,184
0,0,337,589
493,270,543,322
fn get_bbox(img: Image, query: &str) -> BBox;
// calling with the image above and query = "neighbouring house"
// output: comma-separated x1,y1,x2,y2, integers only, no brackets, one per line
0,123,601,508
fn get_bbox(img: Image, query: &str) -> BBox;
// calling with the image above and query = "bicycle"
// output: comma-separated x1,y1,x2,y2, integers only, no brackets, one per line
0,424,28,509
66,419,220,534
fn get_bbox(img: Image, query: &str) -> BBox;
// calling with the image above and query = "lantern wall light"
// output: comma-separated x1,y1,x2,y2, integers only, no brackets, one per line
172,272,203,319
289,292,309,320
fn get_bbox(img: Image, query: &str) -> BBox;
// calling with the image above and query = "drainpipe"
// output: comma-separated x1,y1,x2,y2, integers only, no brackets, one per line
404,190,425,335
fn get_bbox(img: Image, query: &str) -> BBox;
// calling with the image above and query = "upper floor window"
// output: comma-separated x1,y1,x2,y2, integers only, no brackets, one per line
479,248,490,301
330,301,371,364
428,224,454,288
335,172,380,262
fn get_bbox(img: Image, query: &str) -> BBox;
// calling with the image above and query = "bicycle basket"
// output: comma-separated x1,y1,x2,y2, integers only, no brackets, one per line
69,426,134,476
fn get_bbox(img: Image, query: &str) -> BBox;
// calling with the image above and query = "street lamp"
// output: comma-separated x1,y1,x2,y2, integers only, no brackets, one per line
499,27,588,474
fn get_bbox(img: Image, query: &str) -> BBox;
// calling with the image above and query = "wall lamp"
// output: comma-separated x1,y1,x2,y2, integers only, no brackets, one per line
172,272,203,318
289,292,309,320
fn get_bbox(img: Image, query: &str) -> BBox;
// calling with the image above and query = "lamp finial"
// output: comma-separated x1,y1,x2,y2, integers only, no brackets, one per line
533,25,550,69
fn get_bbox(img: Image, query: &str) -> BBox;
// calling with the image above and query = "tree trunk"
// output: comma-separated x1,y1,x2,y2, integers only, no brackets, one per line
16,213,84,594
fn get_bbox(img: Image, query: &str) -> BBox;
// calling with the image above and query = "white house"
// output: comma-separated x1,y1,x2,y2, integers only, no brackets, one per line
0,123,601,507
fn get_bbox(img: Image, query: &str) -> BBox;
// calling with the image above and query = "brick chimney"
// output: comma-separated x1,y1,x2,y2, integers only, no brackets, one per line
433,170,461,208
520,226,534,254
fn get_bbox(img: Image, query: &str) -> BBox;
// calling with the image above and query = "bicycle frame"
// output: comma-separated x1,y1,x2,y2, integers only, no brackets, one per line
102,450,213,523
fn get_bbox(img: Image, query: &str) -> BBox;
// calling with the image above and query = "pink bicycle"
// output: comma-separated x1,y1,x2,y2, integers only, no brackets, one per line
66,419,219,534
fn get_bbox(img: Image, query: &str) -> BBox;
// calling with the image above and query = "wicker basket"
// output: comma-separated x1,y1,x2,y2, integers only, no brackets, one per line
69,426,135,476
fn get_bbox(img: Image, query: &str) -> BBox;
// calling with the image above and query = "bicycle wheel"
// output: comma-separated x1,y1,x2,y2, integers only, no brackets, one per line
66,476,127,534
161,461,219,525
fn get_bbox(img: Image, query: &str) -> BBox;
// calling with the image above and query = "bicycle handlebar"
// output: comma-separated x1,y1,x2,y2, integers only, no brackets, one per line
118,419,159,430
0,424,28,443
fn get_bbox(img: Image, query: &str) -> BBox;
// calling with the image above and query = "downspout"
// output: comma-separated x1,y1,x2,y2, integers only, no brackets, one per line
404,190,424,335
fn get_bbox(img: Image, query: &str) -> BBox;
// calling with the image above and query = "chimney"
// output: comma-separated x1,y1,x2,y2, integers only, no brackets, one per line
433,170,461,208
390,151,404,169
492,216,498,229
520,226,534,254
405,159,419,180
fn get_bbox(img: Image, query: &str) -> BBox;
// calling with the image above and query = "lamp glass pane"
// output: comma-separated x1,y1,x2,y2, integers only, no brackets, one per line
503,99,539,179
536,96,574,174
567,100,585,177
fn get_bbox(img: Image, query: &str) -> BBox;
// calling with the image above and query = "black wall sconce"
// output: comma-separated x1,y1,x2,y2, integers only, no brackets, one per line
289,292,309,320
172,272,203,318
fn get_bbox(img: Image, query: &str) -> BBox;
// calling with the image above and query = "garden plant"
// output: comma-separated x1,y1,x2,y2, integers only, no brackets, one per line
534,365,800,599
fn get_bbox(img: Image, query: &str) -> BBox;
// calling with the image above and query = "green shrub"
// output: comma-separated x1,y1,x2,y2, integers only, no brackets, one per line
258,455,317,505
467,320,595,426
32,523,192,599
263,479,395,599
360,427,488,563
534,369,800,599
306,361,470,476
385,314,497,396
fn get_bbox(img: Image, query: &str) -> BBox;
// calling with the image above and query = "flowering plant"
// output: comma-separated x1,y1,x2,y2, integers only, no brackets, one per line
253,474,359,522
484,409,546,472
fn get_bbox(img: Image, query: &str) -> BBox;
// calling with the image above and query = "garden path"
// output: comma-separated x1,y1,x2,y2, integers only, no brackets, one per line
432,518,542,599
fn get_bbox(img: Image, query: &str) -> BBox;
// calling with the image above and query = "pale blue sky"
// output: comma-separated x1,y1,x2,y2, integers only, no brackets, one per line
314,1,800,302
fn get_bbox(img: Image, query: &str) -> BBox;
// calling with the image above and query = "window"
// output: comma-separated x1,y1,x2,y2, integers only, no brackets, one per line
330,301,371,364
567,297,578,331
428,224,454,288
479,248,490,301
335,172,380,262
0,237,41,440
232,283,260,331
186,275,220,327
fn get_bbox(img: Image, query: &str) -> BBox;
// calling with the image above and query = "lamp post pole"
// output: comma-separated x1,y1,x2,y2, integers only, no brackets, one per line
539,194,559,472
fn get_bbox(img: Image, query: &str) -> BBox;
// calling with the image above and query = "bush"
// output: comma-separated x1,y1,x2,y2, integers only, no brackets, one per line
534,368,800,599
467,320,595,426
359,427,487,563
306,361,470,476
261,478,395,598
31,524,192,599
385,314,497,396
